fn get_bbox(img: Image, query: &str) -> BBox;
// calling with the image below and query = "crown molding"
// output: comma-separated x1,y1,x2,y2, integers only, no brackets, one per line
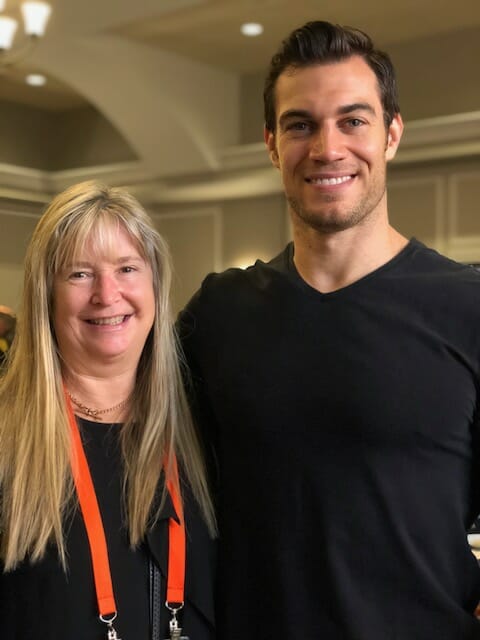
396,110,480,164
0,111,479,206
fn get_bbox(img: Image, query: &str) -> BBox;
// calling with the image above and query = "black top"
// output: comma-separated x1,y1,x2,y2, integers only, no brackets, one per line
179,239,480,640
0,417,216,639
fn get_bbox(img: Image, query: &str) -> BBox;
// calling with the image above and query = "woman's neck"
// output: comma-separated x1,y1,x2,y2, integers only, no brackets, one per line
63,368,135,423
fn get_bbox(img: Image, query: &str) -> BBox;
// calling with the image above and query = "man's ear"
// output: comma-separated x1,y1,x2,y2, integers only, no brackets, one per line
385,113,404,162
264,126,280,169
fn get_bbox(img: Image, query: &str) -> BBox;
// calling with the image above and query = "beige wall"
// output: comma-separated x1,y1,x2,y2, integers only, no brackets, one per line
239,26,480,144
0,211,39,311
2,156,480,314
0,264,25,311
240,73,265,144
391,27,480,121
0,103,57,170
0,103,136,170
154,208,221,313
150,157,480,312
1,24,479,314
222,195,287,268
388,158,480,263
153,194,288,311
51,106,137,170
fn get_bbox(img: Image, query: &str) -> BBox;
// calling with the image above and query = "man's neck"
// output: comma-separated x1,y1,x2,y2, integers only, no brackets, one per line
292,220,408,294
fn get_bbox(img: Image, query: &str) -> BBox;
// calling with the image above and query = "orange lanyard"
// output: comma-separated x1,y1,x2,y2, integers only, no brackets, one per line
66,393,186,638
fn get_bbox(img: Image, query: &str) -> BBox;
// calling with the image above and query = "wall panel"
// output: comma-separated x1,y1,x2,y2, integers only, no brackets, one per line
154,208,221,312
388,176,444,251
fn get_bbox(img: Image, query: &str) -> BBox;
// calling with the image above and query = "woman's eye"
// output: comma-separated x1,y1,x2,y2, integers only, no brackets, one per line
121,266,136,273
70,271,88,279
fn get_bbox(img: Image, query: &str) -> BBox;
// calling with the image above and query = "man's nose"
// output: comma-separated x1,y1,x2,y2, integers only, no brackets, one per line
309,125,345,162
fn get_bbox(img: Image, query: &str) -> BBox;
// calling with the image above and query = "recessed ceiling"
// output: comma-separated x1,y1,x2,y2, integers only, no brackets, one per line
0,65,85,111
1,0,479,109
111,0,480,74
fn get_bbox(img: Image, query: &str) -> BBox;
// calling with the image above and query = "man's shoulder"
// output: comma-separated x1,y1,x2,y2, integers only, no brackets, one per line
188,245,291,308
177,245,292,343
399,241,480,323
405,239,480,283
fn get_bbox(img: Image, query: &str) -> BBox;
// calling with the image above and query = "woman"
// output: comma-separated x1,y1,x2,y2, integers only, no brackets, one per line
0,181,216,639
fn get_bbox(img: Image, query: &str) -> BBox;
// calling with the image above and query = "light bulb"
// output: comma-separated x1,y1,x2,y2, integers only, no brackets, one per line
240,23,264,37
0,16,18,50
26,73,46,86
21,1,51,37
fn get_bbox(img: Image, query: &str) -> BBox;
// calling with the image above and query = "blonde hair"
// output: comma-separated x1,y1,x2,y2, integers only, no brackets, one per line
0,180,215,570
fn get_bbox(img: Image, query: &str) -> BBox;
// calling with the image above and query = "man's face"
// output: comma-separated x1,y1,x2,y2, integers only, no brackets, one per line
265,56,403,235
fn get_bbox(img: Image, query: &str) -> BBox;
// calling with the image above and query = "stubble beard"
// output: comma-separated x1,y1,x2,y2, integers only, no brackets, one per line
288,172,387,235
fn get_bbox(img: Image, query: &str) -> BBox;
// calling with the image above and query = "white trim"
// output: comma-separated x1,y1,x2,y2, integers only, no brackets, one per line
143,167,282,204
401,111,480,146
220,111,480,170
219,142,270,171
395,111,480,164
0,207,42,220
1,111,479,206
0,161,155,203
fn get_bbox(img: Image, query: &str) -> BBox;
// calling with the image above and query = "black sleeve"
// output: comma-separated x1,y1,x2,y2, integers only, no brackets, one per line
176,295,220,502
469,400,480,528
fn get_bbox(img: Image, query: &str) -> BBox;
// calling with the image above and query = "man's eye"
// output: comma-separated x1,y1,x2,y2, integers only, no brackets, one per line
288,122,309,131
347,118,364,128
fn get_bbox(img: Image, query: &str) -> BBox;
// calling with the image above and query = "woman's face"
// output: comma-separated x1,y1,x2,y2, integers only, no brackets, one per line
52,225,155,374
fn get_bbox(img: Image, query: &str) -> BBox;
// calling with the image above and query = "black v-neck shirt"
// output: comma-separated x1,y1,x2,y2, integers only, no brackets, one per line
180,239,480,639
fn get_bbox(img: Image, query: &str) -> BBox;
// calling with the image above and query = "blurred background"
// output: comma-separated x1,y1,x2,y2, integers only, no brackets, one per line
0,0,479,312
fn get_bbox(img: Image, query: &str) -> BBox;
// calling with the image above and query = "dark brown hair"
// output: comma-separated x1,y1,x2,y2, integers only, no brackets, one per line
264,21,400,132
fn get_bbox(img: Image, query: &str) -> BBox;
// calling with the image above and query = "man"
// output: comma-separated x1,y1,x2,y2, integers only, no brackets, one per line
179,21,480,639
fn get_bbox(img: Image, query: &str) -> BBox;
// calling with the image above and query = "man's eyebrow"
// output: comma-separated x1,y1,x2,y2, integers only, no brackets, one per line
278,109,312,127
337,102,376,116
278,103,377,128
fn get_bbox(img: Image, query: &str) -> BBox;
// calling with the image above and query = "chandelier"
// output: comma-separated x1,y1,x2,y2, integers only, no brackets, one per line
0,1,51,66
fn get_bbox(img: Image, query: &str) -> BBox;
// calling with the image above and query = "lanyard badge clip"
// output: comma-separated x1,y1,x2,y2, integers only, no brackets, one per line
165,602,189,640
100,613,122,640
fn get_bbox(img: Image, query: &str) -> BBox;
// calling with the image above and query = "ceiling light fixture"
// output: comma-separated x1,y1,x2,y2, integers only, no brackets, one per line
26,72,46,86
0,1,51,66
240,22,264,37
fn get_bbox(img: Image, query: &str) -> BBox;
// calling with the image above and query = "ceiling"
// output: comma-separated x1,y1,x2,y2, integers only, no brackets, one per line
114,0,480,73
0,0,479,200
1,0,480,111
